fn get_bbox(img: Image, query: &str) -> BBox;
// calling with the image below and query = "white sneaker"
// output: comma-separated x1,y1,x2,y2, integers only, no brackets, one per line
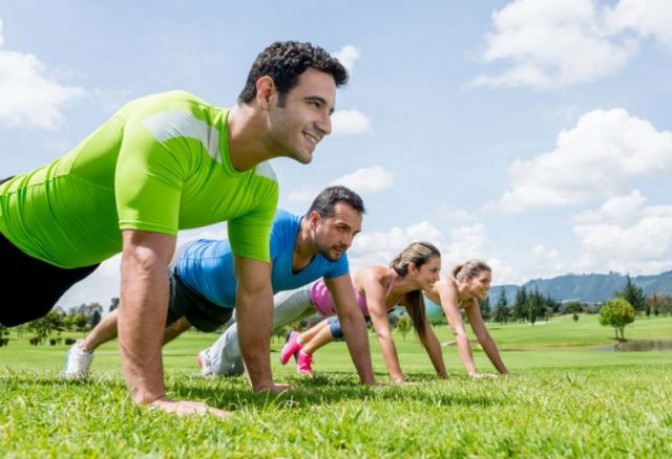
63,341,94,379
197,349,214,377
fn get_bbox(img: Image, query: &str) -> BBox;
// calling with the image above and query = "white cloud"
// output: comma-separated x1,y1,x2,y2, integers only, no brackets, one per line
573,196,672,275
485,109,672,213
329,166,394,194
349,221,445,271
472,0,638,89
432,204,479,223
605,0,672,48
443,223,489,266
287,187,320,205
573,190,647,225
285,166,394,206
0,20,86,129
331,109,372,135
532,244,559,260
332,45,361,74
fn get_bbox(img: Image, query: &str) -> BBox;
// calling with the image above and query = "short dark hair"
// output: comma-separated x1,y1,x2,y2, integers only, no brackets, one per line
306,185,365,218
238,41,349,105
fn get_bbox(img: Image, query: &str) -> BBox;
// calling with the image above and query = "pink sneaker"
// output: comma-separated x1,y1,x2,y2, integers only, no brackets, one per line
280,331,302,365
296,351,313,375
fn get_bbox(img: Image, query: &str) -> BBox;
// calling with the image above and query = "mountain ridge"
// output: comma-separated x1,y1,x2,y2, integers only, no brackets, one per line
489,270,672,304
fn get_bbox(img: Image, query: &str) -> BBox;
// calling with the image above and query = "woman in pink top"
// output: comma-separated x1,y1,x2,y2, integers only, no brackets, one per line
281,241,446,383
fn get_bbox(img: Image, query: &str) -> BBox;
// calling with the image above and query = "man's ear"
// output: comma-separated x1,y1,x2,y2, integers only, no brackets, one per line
308,211,320,229
255,76,275,108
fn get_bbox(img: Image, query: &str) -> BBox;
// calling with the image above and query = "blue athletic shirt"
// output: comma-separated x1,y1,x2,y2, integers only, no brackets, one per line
175,209,350,307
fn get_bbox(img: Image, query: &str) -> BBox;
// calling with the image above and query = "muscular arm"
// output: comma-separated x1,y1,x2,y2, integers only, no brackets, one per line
118,230,175,405
117,231,229,418
234,255,277,392
325,275,376,385
464,302,509,375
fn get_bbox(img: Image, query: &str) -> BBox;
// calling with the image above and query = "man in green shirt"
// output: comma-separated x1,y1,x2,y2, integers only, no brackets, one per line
0,41,374,417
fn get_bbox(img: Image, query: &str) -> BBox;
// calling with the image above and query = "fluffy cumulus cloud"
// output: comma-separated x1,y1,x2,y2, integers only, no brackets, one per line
472,0,639,89
432,203,479,223
349,221,445,270
604,0,672,48
485,109,672,213
443,223,490,266
332,45,361,74
572,192,672,274
330,166,394,194
286,166,394,206
331,109,372,135
0,18,86,129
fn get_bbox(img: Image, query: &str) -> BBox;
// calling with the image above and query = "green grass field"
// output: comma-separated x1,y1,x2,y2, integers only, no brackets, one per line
2,314,671,458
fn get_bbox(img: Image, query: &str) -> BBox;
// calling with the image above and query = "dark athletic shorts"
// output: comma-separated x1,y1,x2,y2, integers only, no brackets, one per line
0,176,100,327
166,271,233,332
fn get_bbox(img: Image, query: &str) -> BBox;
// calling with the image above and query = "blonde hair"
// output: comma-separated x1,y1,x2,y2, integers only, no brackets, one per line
389,241,441,340
451,259,491,283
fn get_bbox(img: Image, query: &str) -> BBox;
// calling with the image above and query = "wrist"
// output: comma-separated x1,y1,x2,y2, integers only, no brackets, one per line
141,392,168,406
252,381,274,393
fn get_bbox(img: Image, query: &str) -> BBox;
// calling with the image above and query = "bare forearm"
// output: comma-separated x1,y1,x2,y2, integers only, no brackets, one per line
376,334,403,382
454,333,478,375
237,291,273,391
118,266,169,405
421,333,447,378
481,335,509,374
339,314,376,384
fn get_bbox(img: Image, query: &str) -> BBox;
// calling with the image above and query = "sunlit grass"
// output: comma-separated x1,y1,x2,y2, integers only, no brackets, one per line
1,314,671,457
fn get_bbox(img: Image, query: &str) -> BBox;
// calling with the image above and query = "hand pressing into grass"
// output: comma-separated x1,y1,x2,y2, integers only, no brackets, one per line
468,372,499,379
150,397,231,419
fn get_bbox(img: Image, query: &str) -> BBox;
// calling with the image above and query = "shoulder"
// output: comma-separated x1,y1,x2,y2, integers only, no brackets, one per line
356,265,388,284
273,209,299,226
254,161,278,182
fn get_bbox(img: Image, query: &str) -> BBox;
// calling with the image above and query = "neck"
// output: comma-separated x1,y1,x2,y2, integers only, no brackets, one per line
293,217,318,271
227,103,275,171
389,270,414,297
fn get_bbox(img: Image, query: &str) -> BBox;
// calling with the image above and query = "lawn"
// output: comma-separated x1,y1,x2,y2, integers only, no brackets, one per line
1,314,671,458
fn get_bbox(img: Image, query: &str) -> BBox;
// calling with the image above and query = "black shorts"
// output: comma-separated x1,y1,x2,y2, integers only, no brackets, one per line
166,271,233,332
0,230,99,327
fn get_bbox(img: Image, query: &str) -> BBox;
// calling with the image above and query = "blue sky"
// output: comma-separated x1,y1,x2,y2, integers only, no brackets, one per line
1,0,671,310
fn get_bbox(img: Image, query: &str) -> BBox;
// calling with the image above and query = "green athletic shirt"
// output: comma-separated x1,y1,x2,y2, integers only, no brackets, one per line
0,90,279,268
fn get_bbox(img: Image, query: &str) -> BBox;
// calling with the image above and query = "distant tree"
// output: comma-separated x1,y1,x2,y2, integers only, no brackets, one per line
396,314,412,341
493,290,509,324
648,294,660,317
655,295,672,316
616,275,646,313
573,313,579,322
479,296,491,321
67,312,88,332
563,301,584,315
0,324,9,345
526,289,547,325
599,298,635,341
511,287,527,322
26,316,53,344
272,325,292,344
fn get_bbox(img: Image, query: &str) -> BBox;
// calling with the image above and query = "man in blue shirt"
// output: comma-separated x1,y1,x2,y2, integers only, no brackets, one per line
65,186,376,385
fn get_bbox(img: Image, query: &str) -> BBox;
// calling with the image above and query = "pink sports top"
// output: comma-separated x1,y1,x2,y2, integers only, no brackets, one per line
310,271,399,317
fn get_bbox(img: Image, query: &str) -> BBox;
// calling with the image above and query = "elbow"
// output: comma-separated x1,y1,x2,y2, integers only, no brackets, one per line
450,326,466,339
375,330,391,342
